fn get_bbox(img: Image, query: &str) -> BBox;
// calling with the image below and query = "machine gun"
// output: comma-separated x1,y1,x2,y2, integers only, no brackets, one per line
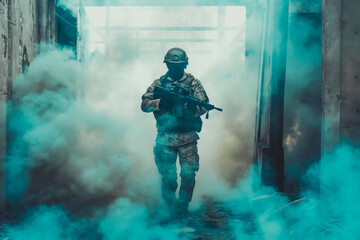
154,85,223,119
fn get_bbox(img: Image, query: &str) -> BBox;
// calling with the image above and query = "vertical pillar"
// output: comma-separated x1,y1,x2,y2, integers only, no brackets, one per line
339,0,360,144
253,0,289,191
248,1,266,178
0,0,9,212
37,0,56,45
322,0,342,154
322,0,360,150
322,0,360,194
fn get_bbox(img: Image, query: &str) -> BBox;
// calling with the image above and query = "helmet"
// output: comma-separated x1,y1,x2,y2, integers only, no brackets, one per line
163,47,189,65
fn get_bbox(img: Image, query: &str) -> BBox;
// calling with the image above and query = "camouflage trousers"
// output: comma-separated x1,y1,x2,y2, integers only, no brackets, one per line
153,141,199,208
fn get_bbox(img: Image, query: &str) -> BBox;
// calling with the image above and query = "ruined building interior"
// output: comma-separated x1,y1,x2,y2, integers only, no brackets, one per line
0,0,359,239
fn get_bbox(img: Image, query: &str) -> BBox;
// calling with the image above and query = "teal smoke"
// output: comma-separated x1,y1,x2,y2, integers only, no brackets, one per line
5,45,135,211
2,36,359,240
2,45,182,239
6,46,79,200
2,206,88,240
3,144,360,239
2,200,183,240
227,144,360,239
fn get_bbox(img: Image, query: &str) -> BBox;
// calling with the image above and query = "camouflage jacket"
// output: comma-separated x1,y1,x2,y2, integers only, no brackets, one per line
141,72,209,146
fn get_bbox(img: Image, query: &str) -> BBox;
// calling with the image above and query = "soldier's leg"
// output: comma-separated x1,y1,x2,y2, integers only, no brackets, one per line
153,144,178,208
178,141,199,213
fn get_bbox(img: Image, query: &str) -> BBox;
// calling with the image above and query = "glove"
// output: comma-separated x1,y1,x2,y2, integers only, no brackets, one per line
159,97,173,110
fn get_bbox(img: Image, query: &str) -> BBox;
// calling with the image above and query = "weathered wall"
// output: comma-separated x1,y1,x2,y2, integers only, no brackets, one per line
322,0,341,153
38,0,56,44
8,0,38,78
322,0,360,151
322,0,360,195
0,0,56,212
0,0,9,211
339,0,360,144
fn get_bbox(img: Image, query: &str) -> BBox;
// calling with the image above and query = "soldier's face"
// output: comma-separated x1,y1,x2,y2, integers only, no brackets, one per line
166,63,186,80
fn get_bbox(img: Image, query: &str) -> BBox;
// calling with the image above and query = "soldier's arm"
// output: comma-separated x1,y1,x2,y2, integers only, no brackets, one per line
141,80,161,112
187,78,209,117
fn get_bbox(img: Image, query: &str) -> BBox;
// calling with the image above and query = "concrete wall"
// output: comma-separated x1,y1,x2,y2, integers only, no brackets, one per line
339,0,360,144
322,0,360,151
0,0,9,211
8,0,38,78
0,0,56,212
322,0,360,195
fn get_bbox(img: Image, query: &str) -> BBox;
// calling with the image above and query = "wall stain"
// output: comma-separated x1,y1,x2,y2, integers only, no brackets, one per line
22,45,29,72
1,34,6,57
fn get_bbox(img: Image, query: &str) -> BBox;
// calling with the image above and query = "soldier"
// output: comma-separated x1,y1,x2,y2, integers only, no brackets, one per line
141,47,209,219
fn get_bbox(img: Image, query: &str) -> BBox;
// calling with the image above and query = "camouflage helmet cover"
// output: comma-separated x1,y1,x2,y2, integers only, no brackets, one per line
163,47,189,65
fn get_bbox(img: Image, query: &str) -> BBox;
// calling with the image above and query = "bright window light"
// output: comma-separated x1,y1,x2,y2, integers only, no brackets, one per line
84,6,246,59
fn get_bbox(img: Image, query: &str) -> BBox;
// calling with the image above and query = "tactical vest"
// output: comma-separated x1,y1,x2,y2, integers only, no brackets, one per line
154,73,203,133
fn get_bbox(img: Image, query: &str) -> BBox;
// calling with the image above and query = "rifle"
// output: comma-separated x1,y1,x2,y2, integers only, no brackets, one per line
154,85,223,119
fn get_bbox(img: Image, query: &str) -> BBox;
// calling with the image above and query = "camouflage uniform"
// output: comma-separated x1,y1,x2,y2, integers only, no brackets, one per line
141,72,208,209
